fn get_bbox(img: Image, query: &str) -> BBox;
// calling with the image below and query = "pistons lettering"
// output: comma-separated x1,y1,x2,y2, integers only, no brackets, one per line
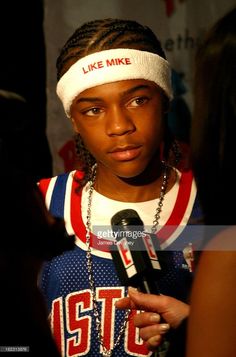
51,288,150,356
82,57,131,74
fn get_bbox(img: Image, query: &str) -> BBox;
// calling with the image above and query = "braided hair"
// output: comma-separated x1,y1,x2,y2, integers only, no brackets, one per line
56,18,179,185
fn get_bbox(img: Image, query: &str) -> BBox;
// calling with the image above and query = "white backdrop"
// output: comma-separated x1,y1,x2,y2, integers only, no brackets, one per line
44,0,235,175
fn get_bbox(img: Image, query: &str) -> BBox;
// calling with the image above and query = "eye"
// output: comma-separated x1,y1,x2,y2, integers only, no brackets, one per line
82,107,103,116
128,96,148,108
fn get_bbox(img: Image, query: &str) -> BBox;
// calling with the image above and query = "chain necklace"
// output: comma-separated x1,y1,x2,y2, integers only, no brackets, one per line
85,161,169,356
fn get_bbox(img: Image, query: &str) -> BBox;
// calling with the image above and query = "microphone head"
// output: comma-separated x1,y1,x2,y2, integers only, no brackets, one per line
111,209,144,228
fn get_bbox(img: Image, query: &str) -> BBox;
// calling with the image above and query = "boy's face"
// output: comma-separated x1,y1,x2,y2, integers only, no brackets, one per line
71,79,165,179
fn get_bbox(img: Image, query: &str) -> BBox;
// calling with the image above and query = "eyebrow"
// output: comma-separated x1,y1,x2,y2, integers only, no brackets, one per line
76,84,152,104
121,84,151,97
76,97,101,104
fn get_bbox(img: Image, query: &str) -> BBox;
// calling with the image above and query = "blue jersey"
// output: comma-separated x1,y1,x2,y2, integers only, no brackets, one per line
39,169,203,356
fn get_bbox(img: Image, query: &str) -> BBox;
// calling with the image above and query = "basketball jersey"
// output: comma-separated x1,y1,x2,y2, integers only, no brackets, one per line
38,169,203,356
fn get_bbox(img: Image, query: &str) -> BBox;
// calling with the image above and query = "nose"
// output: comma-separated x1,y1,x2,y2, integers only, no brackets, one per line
106,106,136,136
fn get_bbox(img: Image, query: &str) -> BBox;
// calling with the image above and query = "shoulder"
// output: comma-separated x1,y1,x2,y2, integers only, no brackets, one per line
187,226,236,357
193,226,236,290
176,168,199,212
176,168,204,224
38,170,84,197
205,226,236,251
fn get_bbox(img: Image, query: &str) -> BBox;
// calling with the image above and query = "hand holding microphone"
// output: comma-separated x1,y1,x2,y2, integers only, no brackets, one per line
112,210,190,356
111,209,175,355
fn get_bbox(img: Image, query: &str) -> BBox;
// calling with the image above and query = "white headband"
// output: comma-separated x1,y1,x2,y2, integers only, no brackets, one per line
56,48,173,117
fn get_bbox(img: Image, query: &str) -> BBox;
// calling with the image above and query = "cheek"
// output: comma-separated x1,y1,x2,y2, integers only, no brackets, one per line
143,123,164,159
141,115,164,145
80,130,105,159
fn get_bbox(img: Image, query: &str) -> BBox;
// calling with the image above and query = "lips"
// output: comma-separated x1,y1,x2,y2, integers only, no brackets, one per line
108,145,142,161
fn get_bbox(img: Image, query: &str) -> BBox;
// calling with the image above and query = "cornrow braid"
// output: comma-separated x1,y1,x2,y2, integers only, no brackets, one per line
56,18,166,80
74,133,96,188
57,18,173,187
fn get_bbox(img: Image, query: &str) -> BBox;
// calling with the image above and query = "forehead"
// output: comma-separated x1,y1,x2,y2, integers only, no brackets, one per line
76,79,162,98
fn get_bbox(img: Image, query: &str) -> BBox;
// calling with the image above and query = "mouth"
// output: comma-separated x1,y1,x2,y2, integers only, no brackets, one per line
108,145,142,161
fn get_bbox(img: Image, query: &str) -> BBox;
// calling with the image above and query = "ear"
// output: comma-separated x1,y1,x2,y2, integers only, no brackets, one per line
71,117,80,133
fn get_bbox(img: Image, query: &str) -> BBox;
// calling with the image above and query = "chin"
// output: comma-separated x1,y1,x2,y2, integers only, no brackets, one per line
114,163,148,180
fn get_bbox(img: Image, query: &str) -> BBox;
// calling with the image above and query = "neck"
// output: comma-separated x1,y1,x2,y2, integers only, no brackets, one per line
93,162,176,202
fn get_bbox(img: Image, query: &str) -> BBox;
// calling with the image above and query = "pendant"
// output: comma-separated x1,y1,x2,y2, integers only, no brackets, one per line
102,350,112,356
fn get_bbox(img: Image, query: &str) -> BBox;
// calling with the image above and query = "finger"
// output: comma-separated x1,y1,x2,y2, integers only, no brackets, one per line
115,288,149,310
115,297,131,309
145,335,163,351
139,324,170,341
115,296,140,310
127,287,168,313
133,312,161,327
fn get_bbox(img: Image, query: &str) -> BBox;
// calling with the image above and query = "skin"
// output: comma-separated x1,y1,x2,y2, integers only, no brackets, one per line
116,287,189,350
70,79,176,202
187,227,236,357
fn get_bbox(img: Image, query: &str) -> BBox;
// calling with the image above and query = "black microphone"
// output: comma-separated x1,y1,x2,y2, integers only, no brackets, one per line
110,209,163,294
